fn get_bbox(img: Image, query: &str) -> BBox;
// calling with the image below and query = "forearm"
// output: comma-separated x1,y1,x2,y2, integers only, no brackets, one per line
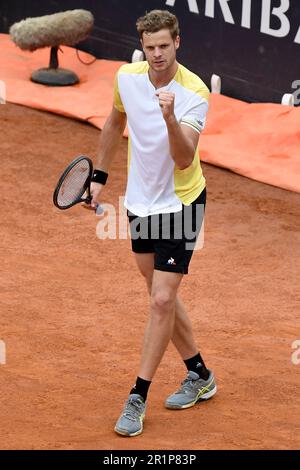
95,113,126,171
166,117,195,170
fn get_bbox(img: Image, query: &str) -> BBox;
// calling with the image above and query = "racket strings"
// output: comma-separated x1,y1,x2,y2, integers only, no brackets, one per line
57,160,90,207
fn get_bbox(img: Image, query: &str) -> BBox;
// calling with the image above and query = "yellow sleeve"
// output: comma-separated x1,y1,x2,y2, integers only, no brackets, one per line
113,73,125,113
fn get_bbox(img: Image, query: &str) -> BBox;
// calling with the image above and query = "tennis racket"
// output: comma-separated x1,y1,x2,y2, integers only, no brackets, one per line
53,156,104,214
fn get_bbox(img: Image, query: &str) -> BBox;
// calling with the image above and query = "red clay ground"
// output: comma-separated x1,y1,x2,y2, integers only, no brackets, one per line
1,103,299,450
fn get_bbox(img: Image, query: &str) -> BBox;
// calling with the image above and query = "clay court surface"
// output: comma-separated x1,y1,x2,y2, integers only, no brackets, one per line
1,103,299,450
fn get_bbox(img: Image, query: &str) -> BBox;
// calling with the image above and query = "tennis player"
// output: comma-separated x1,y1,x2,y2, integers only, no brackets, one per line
91,9,217,437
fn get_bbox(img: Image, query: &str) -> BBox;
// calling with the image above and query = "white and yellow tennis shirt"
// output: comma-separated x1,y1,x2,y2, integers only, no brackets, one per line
114,61,209,217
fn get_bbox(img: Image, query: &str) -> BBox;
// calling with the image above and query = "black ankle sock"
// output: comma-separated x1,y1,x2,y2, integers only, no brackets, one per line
184,353,209,380
130,376,151,402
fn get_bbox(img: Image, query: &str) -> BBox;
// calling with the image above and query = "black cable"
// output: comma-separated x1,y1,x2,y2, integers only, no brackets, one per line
76,48,97,65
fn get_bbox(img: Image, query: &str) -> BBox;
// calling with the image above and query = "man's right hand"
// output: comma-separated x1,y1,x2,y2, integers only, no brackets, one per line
90,182,104,209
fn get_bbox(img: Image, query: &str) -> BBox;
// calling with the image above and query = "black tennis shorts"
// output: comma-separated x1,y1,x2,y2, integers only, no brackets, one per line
127,187,206,275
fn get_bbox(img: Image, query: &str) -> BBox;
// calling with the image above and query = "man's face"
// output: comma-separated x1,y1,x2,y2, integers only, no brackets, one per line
141,29,180,73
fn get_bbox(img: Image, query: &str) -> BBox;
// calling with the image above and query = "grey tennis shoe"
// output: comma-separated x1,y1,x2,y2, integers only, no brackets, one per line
114,394,146,437
165,370,217,409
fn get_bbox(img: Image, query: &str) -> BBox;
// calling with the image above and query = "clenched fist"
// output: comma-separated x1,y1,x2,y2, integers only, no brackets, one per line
156,91,175,121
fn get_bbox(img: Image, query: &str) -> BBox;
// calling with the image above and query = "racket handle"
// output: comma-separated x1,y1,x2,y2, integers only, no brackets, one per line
95,204,104,216
86,186,104,215
81,198,104,215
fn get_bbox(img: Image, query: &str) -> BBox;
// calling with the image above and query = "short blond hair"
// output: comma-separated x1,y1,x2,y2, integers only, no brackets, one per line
136,10,180,40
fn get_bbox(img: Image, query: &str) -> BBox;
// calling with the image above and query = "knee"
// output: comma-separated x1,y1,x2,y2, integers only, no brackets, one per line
150,291,175,315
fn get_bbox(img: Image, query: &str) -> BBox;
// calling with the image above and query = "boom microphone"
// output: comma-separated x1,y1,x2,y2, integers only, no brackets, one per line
10,9,94,51
9,9,94,86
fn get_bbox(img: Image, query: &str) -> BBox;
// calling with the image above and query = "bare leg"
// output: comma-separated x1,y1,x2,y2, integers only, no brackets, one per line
134,254,199,366
138,269,183,380
172,296,198,360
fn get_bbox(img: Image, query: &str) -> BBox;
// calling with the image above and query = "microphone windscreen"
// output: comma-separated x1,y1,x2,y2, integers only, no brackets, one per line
10,9,94,51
